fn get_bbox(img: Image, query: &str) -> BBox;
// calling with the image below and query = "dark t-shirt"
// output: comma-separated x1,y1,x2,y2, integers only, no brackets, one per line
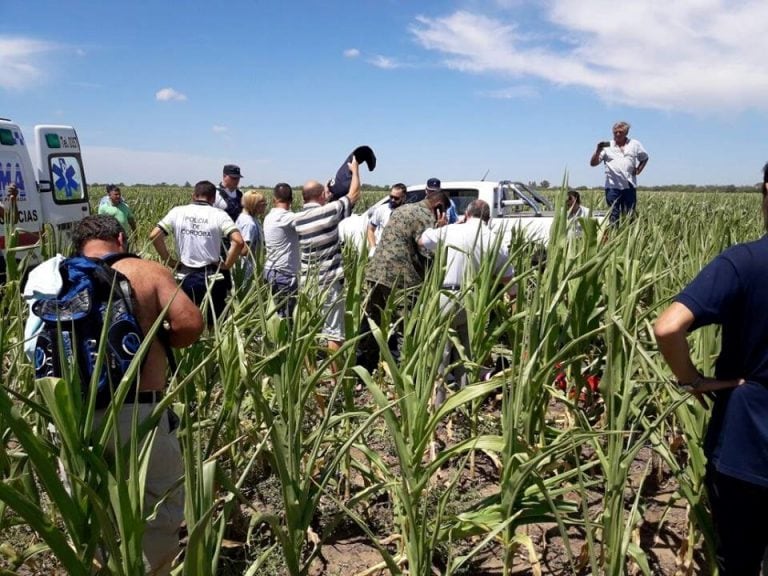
676,235,768,487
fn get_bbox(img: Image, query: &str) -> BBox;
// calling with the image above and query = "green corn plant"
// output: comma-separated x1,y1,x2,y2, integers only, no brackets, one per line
243,276,376,576
0,293,184,574
349,255,510,575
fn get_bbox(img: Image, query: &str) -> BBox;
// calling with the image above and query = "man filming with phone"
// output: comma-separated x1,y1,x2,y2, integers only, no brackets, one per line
590,121,649,226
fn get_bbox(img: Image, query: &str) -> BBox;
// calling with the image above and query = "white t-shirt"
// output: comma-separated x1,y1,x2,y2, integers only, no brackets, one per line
567,205,591,238
157,201,238,268
420,219,513,287
369,202,394,244
598,138,648,190
263,207,299,276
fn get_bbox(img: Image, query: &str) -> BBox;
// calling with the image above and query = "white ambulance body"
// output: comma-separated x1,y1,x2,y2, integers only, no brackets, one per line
0,118,90,267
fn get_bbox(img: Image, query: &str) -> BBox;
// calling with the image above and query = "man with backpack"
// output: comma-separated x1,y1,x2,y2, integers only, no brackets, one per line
27,214,204,574
214,164,245,221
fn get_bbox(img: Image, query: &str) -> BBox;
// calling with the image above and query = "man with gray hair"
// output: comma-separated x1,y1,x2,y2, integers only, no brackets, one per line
590,121,649,225
419,199,515,402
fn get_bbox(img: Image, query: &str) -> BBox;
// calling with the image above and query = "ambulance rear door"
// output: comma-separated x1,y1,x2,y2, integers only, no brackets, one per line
33,125,90,237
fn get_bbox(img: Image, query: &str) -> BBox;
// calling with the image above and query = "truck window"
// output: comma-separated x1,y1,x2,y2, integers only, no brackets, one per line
48,155,87,203
445,188,479,216
406,189,426,204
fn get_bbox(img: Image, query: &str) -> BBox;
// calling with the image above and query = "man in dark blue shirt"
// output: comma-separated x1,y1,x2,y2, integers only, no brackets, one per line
654,162,768,575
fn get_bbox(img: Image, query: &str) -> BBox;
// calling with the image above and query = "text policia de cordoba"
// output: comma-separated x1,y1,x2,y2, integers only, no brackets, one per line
181,216,214,237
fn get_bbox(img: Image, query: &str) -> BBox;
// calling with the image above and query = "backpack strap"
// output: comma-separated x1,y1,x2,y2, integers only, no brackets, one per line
100,252,140,266
94,252,178,375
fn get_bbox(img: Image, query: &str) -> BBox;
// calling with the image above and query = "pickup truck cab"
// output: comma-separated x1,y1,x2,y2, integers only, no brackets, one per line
340,180,600,246
1,118,90,279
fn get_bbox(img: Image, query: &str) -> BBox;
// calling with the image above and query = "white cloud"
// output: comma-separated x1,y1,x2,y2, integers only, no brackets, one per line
368,55,401,70
0,36,56,90
343,48,360,58
410,3,768,112
212,125,228,133
480,85,539,100
155,87,187,102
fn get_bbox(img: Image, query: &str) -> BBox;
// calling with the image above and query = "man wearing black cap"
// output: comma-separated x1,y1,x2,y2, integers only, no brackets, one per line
214,164,245,222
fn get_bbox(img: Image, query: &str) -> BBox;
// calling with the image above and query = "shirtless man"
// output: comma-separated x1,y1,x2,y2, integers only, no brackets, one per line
72,214,203,573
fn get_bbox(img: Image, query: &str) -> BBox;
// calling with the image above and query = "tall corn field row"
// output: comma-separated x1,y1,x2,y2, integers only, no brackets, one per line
0,187,761,574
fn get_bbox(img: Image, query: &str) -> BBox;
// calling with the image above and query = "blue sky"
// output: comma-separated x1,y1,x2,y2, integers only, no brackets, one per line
2,0,767,188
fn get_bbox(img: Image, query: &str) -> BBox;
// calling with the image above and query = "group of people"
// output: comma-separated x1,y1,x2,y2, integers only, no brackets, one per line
37,117,768,574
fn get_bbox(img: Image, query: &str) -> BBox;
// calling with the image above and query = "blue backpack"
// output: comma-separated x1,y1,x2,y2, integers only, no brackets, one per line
32,254,144,407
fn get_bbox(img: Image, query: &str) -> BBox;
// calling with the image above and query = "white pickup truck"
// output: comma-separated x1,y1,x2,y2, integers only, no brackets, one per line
340,180,603,246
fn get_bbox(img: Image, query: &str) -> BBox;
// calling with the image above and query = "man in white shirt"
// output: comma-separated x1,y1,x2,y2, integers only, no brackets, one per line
590,121,648,225
263,182,300,317
367,183,406,255
150,180,244,324
419,199,515,399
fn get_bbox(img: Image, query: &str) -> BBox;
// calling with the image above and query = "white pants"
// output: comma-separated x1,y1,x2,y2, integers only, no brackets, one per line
93,403,185,575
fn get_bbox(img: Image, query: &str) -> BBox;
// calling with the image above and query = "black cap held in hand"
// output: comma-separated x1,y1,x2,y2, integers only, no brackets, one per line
328,145,377,200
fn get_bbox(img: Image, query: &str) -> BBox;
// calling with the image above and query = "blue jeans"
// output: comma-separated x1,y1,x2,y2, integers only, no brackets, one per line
264,269,298,319
605,186,637,225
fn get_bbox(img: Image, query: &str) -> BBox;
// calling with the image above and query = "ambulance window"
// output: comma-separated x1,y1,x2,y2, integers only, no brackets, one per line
48,155,87,203
0,129,15,146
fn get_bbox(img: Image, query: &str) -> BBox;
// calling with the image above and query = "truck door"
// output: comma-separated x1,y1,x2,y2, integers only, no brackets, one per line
33,125,90,234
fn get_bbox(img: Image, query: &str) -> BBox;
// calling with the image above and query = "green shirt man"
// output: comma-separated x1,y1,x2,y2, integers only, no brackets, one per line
97,185,136,235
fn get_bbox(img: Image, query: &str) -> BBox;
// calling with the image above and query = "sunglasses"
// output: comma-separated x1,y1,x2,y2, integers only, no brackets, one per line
389,195,404,202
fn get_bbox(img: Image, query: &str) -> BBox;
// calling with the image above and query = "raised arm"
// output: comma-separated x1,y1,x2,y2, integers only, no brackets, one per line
590,142,607,167
347,156,361,206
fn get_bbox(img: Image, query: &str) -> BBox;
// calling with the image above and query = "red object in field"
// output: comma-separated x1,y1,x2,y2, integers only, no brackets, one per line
554,362,567,390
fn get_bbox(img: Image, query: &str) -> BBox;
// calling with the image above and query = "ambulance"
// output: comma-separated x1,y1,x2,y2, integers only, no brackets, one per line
0,118,90,279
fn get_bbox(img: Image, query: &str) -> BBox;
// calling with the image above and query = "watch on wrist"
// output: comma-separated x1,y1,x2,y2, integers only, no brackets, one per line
677,373,705,392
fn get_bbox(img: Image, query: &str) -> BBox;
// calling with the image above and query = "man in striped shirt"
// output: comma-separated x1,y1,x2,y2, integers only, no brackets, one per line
295,157,361,356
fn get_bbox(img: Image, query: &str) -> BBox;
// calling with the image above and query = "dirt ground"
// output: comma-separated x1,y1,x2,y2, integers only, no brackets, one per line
0,394,707,576
298,458,703,576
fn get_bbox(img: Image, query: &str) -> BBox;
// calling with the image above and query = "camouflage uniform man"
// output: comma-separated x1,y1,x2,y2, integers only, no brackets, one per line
356,191,450,372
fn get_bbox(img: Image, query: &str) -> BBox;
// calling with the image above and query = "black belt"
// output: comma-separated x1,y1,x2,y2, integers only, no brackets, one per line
95,390,163,409
179,264,220,275
442,284,462,291
126,391,164,404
